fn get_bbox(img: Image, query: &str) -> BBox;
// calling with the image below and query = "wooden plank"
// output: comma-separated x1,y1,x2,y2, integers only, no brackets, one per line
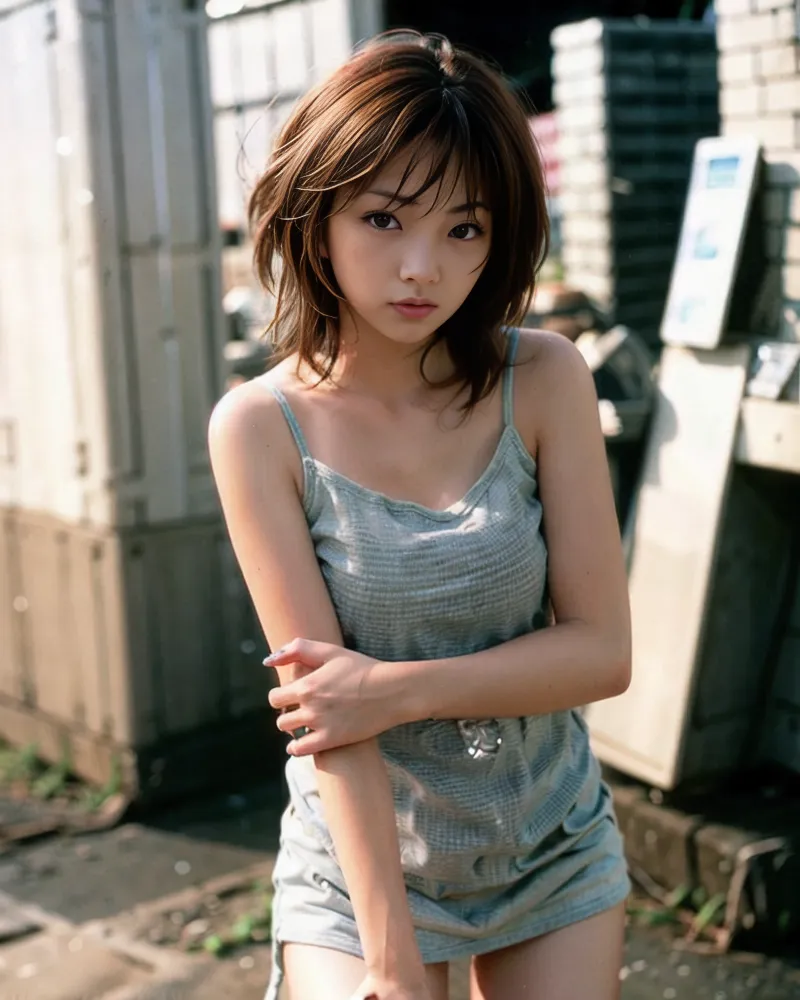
586,344,750,789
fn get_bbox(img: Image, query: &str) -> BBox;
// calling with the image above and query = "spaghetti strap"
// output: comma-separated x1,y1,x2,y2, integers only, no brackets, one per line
502,327,520,428
266,385,312,459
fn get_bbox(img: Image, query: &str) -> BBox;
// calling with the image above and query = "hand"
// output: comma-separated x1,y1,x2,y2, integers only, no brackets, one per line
265,639,398,755
349,972,433,1000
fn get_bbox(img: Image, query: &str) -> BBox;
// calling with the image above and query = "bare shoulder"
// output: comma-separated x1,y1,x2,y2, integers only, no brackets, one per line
511,328,596,449
209,362,300,441
514,327,592,391
207,362,344,654
207,359,302,488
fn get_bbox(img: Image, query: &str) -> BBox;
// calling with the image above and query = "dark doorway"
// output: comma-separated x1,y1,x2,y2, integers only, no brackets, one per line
385,0,712,111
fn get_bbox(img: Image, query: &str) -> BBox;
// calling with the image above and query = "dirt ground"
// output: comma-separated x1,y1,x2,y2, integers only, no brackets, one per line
1,782,799,999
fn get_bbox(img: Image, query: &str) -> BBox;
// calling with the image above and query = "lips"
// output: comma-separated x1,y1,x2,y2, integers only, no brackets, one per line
391,299,438,319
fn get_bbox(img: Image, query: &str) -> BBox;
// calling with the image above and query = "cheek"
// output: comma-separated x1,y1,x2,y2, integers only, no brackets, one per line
328,227,385,298
460,245,490,290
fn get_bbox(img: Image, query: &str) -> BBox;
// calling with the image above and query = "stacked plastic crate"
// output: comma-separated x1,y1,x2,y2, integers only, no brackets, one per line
551,18,720,345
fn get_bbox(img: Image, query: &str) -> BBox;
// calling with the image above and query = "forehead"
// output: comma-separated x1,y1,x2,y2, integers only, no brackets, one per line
361,143,484,209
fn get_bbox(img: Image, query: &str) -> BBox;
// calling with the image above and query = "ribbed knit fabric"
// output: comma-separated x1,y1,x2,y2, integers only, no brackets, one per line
264,330,629,999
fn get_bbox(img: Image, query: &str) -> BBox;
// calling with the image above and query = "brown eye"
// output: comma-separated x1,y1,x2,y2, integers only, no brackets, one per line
365,212,399,230
450,222,482,240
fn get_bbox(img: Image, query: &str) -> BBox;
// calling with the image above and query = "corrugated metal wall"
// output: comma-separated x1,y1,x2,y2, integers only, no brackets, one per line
0,0,228,528
207,0,378,233
0,0,302,798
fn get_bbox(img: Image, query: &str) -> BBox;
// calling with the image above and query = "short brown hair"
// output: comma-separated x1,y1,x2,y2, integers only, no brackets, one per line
249,30,549,408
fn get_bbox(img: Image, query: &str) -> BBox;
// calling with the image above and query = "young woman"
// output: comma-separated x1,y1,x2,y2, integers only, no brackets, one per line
209,31,632,1000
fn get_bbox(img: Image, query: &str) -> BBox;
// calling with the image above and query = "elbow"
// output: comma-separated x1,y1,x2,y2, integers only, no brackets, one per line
607,657,632,698
602,634,632,699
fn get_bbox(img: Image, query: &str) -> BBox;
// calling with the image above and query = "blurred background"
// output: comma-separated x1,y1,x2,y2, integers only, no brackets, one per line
0,2,799,997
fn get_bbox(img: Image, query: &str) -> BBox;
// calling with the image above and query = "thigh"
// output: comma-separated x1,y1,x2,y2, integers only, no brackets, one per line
469,902,626,1000
283,943,449,1000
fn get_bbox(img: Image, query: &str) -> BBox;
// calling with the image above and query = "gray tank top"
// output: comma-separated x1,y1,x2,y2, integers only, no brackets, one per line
269,329,603,893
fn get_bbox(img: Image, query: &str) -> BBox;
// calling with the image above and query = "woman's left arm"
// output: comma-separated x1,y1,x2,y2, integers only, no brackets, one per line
271,332,632,752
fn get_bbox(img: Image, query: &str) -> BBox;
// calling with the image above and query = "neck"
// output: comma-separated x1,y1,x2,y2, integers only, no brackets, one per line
324,306,454,402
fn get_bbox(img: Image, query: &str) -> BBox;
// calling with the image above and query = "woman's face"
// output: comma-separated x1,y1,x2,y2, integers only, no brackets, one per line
325,147,492,348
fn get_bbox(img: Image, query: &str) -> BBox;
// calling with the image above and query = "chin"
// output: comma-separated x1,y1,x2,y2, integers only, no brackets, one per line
345,303,450,348
380,328,441,350
380,310,450,343
383,327,437,350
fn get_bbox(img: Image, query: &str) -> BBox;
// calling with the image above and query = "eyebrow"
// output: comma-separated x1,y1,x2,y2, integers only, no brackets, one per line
365,189,490,214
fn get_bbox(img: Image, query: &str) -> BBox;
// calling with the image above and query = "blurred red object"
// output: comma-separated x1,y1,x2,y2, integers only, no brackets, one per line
530,113,560,198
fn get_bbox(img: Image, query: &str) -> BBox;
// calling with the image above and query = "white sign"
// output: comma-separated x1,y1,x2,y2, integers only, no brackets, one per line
661,136,761,350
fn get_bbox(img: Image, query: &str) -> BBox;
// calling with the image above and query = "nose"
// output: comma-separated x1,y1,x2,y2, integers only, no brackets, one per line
398,237,440,285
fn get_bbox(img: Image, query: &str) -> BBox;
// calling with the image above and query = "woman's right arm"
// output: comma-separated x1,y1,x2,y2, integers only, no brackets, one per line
207,384,428,996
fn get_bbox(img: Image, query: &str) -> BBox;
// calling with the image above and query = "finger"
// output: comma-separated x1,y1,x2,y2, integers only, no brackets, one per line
287,730,331,756
275,709,308,733
262,638,302,667
263,638,331,670
267,684,303,710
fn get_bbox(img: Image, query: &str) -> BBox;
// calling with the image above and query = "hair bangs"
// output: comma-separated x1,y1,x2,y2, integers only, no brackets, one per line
329,95,482,220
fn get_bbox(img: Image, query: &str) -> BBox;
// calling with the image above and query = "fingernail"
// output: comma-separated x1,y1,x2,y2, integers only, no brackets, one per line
263,647,285,665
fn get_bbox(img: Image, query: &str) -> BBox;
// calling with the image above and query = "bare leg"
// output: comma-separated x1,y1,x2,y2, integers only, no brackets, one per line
470,902,626,1000
283,943,449,1000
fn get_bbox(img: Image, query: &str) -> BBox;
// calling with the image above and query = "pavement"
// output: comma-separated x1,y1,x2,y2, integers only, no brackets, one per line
0,780,798,999
0,895,205,1000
